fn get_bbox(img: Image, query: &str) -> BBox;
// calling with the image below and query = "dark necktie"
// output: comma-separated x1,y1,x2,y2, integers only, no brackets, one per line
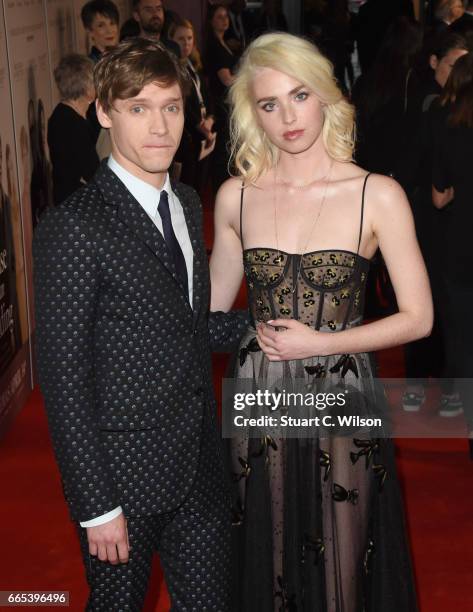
157,190,189,293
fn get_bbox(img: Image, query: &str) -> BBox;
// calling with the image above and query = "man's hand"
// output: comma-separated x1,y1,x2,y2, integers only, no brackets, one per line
87,513,130,565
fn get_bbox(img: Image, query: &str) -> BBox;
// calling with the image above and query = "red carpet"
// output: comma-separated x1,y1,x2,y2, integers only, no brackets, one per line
1,203,472,610
1,355,472,611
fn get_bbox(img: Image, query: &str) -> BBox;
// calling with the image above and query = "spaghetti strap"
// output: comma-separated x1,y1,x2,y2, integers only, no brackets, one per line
356,173,370,256
239,182,245,250
341,172,371,332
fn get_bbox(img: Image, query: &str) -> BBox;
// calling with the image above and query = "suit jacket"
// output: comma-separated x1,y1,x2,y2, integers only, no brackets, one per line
33,162,247,521
450,11,473,35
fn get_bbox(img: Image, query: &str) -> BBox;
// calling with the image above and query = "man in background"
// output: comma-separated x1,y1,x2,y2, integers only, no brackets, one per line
132,0,180,56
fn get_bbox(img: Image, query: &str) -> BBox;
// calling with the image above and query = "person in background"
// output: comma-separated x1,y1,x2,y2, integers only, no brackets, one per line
225,0,253,55
353,17,423,191
435,0,465,26
0,135,21,372
131,0,180,56
355,0,414,74
307,0,355,92
81,0,120,146
205,4,237,191
47,54,99,205
253,0,288,36
5,143,28,345
432,52,473,452
30,99,53,225
400,30,468,413
81,0,120,63
169,17,215,190
450,0,473,35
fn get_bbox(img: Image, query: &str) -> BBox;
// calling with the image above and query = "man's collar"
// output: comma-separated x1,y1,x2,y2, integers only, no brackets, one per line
107,155,171,219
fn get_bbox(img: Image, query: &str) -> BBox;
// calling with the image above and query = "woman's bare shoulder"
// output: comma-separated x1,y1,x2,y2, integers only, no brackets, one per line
336,163,407,204
216,174,269,209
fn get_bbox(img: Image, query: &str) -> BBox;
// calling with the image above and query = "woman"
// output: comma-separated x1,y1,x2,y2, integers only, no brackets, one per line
401,30,468,413
210,32,431,611
205,4,237,191
169,17,215,190
80,0,120,63
353,17,423,191
432,52,473,452
47,54,99,204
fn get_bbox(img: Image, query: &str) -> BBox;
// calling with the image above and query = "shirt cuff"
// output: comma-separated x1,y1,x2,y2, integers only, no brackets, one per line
80,506,123,528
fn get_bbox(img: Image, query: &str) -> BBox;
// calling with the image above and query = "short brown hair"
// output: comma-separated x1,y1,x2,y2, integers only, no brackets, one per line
94,37,190,112
54,54,94,101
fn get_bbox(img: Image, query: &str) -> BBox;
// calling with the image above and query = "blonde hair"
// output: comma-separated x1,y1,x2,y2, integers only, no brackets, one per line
229,32,355,184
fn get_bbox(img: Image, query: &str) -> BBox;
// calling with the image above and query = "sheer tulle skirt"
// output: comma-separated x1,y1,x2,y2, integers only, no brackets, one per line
228,330,418,612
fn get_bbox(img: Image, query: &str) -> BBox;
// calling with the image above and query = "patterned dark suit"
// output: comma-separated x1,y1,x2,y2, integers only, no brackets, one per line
33,162,247,611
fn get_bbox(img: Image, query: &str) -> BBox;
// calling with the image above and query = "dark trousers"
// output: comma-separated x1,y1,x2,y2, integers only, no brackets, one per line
78,413,232,611
442,280,473,427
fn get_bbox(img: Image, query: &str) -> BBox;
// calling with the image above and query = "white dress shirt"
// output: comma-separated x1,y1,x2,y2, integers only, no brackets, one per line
79,156,194,528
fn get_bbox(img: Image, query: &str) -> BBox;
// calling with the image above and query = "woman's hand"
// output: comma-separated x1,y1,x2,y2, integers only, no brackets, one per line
257,319,330,361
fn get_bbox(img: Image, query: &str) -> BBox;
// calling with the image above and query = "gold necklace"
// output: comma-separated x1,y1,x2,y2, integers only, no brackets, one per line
273,162,333,294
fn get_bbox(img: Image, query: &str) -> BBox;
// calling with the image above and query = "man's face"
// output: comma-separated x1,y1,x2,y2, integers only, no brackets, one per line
450,0,465,21
134,0,164,36
97,81,184,186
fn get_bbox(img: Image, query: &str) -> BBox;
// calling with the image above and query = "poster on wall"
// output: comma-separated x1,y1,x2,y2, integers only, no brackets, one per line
0,6,33,436
45,0,76,105
73,0,130,55
3,0,54,426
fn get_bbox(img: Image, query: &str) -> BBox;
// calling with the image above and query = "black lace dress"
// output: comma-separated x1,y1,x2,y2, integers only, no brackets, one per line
229,175,418,611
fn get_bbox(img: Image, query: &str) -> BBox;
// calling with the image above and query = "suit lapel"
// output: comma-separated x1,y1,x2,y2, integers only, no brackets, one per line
94,163,182,289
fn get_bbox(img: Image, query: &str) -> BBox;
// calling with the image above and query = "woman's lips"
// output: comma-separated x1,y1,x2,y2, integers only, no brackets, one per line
283,129,305,141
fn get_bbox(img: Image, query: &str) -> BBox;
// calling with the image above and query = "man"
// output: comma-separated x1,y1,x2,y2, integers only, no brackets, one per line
432,0,464,30
132,0,180,56
81,0,120,63
450,0,473,34
34,39,247,611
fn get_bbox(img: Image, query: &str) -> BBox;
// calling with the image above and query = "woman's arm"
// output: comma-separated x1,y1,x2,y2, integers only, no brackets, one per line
258,175,433,360
210,178,245,312
432,185,454,208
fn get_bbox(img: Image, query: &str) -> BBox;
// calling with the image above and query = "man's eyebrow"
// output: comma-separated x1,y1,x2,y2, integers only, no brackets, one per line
124,96,182,104
256,85,305,105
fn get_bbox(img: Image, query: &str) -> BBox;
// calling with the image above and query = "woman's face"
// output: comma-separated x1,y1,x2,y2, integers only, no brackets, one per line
431,47,468,88
251,67,325,157
172,26,194,59
88,13,119,51
211,7,229,34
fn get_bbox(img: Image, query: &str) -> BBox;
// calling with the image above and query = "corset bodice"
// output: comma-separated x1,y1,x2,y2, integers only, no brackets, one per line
243,247,370,331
